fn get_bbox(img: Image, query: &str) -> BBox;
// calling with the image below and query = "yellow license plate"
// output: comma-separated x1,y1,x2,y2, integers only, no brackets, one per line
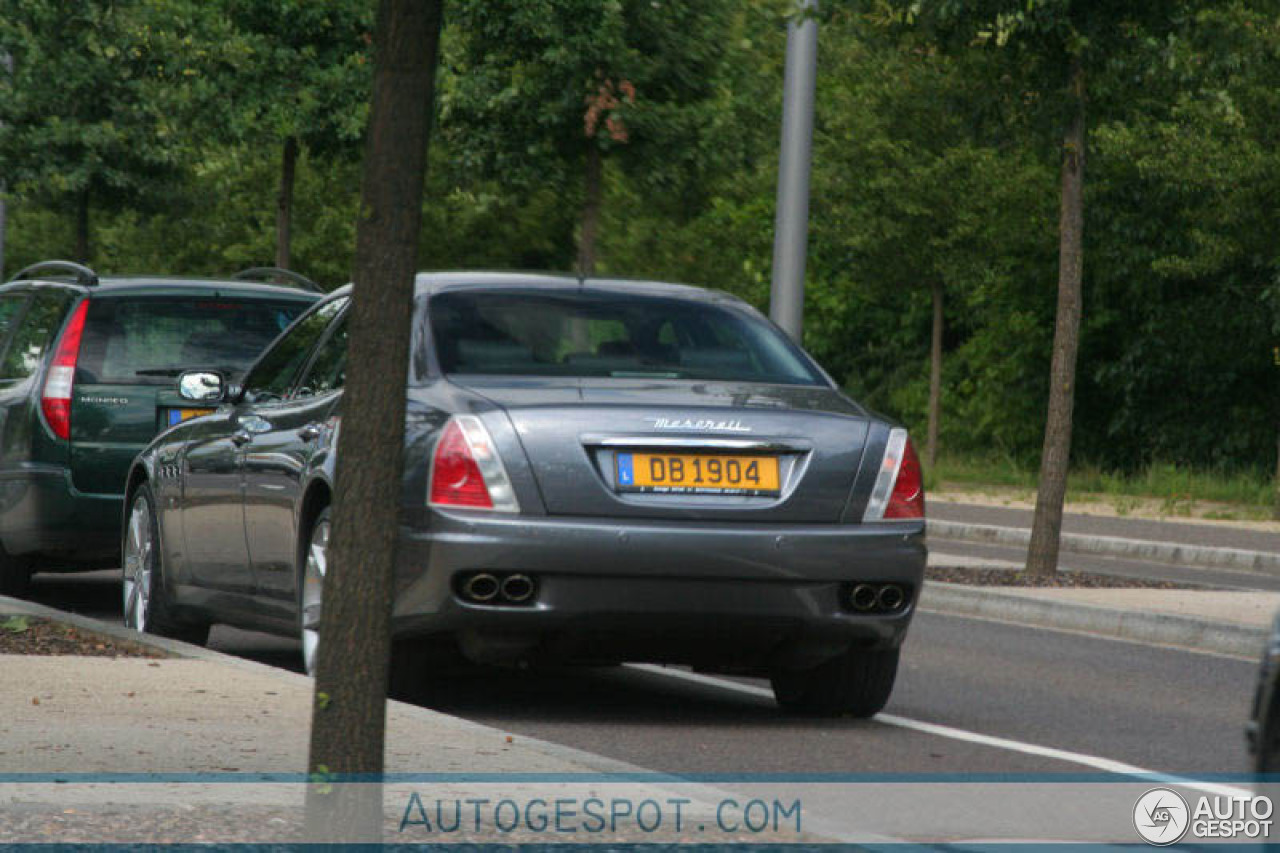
166,408,214,427
616,452,780,495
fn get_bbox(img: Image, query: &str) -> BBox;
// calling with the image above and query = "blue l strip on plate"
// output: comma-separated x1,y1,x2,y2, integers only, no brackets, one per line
616,453,634,486
168,409,183,427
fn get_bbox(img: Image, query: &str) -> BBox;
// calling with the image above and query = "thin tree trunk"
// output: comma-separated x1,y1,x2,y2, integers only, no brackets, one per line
276,136,298,270
1027,59,1086,577
0,187,8,280
926,279,943,470
74,190,90,264
1273,428,1280,521
577,144,603,276
305,0,442,841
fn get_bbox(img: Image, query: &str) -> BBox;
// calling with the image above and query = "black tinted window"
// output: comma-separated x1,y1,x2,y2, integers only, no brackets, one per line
429,289,825,385
296,313,347,397
243,298,346,401
77,296,308,385
0,290,72,381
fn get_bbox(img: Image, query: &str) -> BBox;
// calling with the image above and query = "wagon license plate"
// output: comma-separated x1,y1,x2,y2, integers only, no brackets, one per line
615,452,780,495
166,408,215,427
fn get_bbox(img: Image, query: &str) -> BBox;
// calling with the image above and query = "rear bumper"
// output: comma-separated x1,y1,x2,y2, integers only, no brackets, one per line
393,510,925,670
0,466,119,565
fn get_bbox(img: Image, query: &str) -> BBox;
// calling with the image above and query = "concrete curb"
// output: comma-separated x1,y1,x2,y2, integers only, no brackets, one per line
928,518,1280,576
920,581,1268,657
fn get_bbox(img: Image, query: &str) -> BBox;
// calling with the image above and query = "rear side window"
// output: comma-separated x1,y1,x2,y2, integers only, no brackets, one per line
429,289,825,386
242,298,347,402
296,313,348,397
76,296,308,385
0,289,73,381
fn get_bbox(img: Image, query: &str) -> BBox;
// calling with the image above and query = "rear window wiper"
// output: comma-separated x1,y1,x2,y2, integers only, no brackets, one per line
135,367,187,377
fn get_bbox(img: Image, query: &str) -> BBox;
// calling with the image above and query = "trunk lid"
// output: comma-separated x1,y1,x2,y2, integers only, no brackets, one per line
455,377,869,522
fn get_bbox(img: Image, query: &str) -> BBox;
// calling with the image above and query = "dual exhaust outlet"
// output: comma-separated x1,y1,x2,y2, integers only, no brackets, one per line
458,571,537,606
846,582,909,614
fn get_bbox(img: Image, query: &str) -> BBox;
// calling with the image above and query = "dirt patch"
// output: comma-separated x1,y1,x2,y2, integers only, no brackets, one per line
927,565,1199,590
0,615,165,658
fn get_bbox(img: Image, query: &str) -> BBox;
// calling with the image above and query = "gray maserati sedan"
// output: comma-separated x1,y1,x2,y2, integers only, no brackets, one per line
123,272,925,716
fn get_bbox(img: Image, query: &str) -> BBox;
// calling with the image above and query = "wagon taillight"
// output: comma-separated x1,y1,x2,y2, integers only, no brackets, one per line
41,299,89,441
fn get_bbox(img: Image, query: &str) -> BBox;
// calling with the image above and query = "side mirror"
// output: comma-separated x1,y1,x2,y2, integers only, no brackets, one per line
178,370,226,403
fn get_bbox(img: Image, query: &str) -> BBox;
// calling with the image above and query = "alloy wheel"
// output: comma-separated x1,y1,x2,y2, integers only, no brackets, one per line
122,493,153,632
300,515,329,676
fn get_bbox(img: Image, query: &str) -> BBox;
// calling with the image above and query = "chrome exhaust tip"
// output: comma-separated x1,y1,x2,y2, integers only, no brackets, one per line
501,573,536,603
850,583,878,612
877,584,905,612
462,572,500,603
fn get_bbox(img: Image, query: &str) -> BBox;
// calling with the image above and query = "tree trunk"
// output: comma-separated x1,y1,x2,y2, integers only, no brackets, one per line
305,0,442,842
74,190,90,264
1027,59,1086,577
926,279,943,471
276,136,298,270
577,144,603,276
1273,428,1280,521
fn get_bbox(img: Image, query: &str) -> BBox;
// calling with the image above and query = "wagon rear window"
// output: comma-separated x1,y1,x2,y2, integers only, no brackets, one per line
77,296,307,385
429,289,825,386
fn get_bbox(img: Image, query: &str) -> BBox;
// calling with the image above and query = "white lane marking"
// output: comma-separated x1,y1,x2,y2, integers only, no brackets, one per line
628,663,1251,799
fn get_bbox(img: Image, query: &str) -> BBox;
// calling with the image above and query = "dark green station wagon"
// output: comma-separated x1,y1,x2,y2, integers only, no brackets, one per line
0,260,320,594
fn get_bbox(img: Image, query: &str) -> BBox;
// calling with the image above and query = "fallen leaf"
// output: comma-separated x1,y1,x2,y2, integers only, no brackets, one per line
2,616,30,633
31,697,39,706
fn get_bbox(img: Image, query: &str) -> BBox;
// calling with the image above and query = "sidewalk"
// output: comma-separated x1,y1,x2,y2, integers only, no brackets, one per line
0,596,834,845
928,497,1280,575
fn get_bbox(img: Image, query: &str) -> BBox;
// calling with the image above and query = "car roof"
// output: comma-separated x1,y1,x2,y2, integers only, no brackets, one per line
0,275,322,301
412,271,745,304
318,272,753,311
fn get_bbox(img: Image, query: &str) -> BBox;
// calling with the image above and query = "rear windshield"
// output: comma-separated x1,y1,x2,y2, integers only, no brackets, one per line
77,296,309,385
429,289,826,385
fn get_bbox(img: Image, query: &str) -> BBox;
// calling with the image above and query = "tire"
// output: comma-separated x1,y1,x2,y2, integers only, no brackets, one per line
0,545,31,598
771,646,900,718
298,507,330,677
388,638,431,702
122,483,210,646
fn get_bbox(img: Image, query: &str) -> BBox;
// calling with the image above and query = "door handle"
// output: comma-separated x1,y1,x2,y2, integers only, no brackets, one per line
231,429,253,447
298,423,322,442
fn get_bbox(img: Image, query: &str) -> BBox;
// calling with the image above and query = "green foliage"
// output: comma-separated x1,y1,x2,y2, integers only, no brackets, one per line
4,0,1280,486
0,0,195,213
216,0,372,153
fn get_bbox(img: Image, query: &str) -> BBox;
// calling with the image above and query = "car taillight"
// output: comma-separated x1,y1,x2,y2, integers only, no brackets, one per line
863,428,926,522
41,299,90,441
428,415,520,512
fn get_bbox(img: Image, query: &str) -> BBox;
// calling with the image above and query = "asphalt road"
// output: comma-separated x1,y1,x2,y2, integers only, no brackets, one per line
27,568,1255,781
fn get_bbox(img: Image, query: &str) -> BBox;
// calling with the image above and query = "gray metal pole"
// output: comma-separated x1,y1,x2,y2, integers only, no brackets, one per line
769,0,818,343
